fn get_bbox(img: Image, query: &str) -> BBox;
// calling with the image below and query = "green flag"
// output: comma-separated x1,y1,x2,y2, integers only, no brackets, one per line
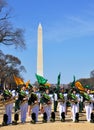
71,75,75,88
35,74,48,85
56,73,61,92
57,73,61,86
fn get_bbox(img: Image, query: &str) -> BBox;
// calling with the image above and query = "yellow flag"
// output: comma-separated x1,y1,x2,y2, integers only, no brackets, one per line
75,81,85,91
44,82,51,87
25,80,30,88
13,75,24,85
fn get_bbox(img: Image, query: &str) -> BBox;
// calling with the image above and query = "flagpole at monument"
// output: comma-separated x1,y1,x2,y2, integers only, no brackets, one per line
37,23,43,76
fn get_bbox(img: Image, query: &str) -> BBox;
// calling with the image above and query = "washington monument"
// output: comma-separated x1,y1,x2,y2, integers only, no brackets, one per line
37,23,43,76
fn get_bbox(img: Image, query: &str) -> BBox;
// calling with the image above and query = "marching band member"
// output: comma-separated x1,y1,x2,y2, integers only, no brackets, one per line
28,86,40,123
45,89,52,121
68,88,80,122
40,88,52,122
84,89,94,122
12,87,21,125
2,86,14,125
18,84,28,123
58,88,67,122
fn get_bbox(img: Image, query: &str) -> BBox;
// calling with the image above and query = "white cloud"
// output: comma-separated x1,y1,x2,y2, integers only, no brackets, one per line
43,14,94,43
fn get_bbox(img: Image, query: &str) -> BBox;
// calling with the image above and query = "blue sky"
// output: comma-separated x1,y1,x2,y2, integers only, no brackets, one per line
1,0,94,84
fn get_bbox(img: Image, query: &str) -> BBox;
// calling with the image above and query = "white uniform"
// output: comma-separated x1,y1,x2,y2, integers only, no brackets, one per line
58,93,67,120
41,94,52,121
20,102,28,123
5,90,14,124
20,90,28,123
31,92,40,122
70,94,80,122
43,104,52,121
5,103,13,124
85,94,94,122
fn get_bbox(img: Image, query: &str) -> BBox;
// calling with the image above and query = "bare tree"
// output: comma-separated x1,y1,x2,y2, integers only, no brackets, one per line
0,0,26,49
0,52,26,87
0,0,27,88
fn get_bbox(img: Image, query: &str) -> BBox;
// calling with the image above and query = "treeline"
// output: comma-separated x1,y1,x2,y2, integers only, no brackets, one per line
0,0,26,88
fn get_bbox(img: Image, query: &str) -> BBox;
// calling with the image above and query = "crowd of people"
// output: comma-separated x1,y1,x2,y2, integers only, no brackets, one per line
0,84,94,126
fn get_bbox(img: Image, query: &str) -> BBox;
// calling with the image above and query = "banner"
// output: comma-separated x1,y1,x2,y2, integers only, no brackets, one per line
75,81,85,91
35,74,48,85
13,75,24,86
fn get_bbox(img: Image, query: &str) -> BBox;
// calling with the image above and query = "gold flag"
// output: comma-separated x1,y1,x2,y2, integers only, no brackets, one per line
13,75,24,85
25,80,30,88
44,82,51,87
75,81,85,91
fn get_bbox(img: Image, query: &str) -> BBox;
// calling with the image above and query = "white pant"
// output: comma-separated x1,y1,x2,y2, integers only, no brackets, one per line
59,102,66,119
32,105,39,122
43,105,51,121
5,103,13,124
85,103,93,122
20,103,28,122
71,103,79,122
